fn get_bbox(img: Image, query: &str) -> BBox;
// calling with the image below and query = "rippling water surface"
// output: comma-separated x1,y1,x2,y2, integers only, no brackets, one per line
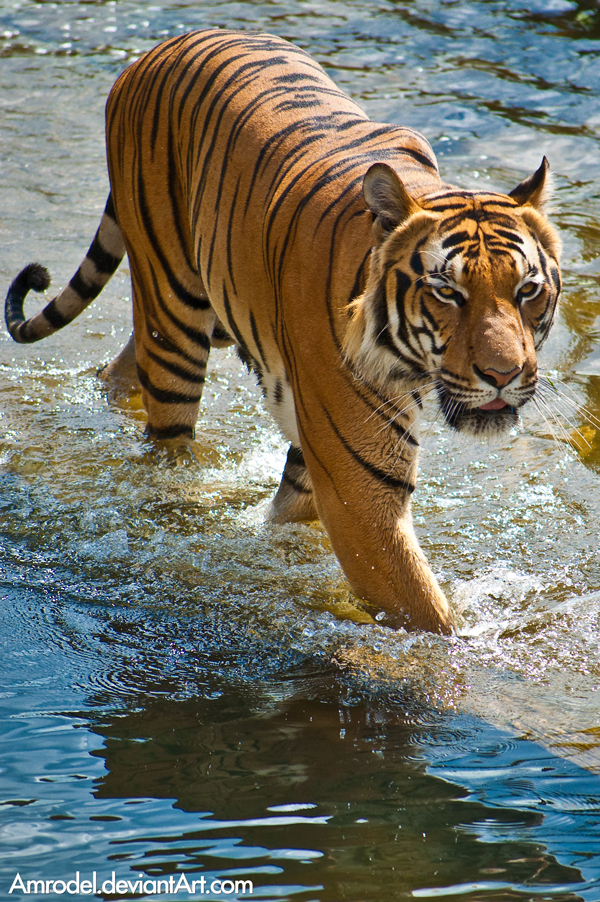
2,1,600,899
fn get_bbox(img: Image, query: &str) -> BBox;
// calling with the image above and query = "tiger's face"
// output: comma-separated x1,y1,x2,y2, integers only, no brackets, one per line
344,159,562,437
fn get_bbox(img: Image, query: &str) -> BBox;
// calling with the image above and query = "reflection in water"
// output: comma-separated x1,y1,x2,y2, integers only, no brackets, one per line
2,0,600,899
2,583,600,899
76,681,600,899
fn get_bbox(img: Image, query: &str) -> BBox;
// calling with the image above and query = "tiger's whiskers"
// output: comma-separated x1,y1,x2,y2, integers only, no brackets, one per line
534,375,600,452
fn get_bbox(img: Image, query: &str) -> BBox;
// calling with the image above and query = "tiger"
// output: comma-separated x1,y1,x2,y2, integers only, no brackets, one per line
5,29,562,635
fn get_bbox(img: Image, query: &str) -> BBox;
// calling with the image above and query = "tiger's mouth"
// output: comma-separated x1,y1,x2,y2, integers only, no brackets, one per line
438,389,520,436
478,398,509,411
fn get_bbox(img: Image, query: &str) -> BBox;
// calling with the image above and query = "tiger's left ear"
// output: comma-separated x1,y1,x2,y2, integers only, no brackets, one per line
363,163,422,236
508,156,552,211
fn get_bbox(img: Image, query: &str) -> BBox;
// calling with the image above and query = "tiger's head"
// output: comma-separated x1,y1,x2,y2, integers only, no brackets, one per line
344,158,562,437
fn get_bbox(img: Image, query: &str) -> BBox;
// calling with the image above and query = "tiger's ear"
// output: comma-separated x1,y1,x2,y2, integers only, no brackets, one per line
363,163,422,236
508,156,552,211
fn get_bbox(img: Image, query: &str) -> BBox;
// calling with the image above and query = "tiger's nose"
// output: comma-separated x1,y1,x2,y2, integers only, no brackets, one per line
482,366,522,387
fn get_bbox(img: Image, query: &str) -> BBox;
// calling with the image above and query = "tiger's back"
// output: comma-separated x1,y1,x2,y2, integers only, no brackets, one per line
105,29,443,443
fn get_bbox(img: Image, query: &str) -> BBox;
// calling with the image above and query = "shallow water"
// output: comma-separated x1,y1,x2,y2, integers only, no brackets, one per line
1,0,600,899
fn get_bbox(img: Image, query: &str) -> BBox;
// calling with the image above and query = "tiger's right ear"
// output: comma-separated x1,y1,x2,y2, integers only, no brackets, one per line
363,163,422,236
508,156,552,211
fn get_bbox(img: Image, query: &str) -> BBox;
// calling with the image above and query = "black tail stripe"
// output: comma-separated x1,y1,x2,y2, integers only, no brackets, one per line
43,299,72,329
87,235,122,274
69,271,103,303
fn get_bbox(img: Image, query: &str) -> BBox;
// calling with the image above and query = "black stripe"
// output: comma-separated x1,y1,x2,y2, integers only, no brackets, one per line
319,195,369,360
249,310,269,372
395,269,413,347
495,228,524,244
324,409,416,494
212,322,232,343
485,240,526,256
145,348,206,384
137,169,210,311
147,423,195,439
372,284,399,357
444,245,466,262
287,445,306,467
149,53,177,155
43,299,71,329
440,368,472,386
145,264,212,351
348,246,370,305
294,419,342,502
281,471,312,495
221,284,252,359
165,130,200,278
225,173,241,292
137,363,204,405
69,270,103,302
441,230,470,249
535,239,550,280
420,299,440,334
409,240,426,276
426,201,470,212
105,193,117,221
316,172,364,232
87,235,122,274
275,71,317,85
281,444,312,494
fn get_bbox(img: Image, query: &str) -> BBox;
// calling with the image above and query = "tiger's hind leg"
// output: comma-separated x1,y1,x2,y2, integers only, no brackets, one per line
268,445,319,523
125,263,216,439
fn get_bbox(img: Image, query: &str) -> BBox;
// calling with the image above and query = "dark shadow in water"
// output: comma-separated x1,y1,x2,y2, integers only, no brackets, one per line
87,677,599,901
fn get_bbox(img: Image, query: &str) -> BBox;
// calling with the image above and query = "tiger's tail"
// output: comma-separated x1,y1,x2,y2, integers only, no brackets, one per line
5,193,126,344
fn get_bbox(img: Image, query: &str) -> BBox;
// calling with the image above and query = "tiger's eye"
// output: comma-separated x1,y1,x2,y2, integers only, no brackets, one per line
437,285,456,298
519,281,539,298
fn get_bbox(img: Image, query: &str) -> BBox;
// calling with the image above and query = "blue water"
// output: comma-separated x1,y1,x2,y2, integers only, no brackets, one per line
3,581,600,900
2,1,600,900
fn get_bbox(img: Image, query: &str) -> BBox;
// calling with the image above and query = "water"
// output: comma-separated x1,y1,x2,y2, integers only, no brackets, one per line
1,0,600,899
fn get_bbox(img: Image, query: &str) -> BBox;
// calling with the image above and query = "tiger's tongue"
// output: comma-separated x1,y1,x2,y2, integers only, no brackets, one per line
479,398,508,411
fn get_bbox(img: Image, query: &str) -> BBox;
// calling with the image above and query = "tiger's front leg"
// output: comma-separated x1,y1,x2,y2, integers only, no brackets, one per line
304,426,454,635
286,360,454,634
268,434,451,635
